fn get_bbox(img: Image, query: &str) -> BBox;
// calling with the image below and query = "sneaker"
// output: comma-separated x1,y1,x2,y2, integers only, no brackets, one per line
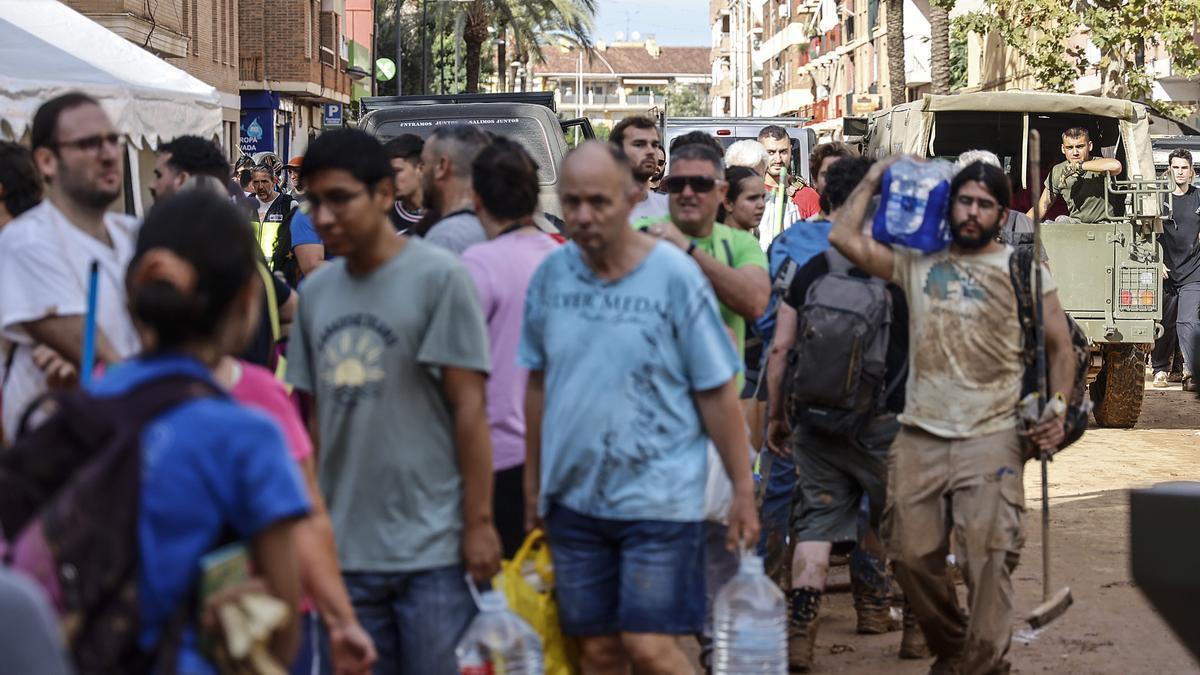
1184,375,1197,393
1152,371,1170,388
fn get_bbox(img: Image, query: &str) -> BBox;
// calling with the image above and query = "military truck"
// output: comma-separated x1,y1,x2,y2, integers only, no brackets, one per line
862,91,1167,427
357,92,594,223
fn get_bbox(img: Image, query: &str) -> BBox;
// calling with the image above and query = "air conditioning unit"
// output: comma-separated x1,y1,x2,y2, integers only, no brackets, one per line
780,2,790,18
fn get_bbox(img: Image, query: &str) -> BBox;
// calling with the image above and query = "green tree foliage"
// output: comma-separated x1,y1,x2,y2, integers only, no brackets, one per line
666,85,709,118
956,0,1200,112
949,25,969,92
462,0,597,92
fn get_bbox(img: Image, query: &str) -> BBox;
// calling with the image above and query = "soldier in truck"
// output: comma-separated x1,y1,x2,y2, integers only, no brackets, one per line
1028,127,1123,224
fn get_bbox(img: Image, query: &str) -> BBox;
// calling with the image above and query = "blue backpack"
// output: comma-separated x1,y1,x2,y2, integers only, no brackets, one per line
753,219,833,348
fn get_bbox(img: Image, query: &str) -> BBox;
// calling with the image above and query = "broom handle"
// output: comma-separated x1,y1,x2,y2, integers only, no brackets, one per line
1029,130,1052,603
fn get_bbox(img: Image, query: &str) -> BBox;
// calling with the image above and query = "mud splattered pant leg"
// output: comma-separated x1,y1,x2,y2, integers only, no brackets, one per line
884,425,1025,675
756,450,797,590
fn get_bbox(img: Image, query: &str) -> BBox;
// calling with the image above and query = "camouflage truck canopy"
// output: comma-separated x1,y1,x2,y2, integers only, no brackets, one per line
865,92,1158,215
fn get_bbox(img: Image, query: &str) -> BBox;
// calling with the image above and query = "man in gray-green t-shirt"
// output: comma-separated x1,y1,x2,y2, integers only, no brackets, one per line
1029,126,1123,223
286,129,501,674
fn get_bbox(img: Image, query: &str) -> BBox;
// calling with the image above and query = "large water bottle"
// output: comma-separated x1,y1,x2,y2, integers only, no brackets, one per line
713,554,788,674
456,589,544,675
872,157,956,253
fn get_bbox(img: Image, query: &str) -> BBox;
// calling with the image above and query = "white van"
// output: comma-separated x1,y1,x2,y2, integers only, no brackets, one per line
663,117,816,182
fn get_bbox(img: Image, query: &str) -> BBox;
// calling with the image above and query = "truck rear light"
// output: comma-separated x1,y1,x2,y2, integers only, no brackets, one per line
716,129,732,136
1117,267,1158,312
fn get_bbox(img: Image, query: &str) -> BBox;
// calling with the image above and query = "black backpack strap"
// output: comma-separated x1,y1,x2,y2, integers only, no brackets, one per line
721,238,735,268
1009,247,1040,398
15,373,223,441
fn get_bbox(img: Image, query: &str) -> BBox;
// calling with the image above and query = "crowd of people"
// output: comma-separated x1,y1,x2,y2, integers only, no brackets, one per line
8,89,1191,675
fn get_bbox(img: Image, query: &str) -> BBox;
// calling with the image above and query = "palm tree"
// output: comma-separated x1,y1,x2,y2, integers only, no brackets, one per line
461,0,596,93
886,0,906,105
930,1,951,95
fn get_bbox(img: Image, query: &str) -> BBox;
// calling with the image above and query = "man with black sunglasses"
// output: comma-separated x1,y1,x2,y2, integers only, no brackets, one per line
0,92,142,443
649,143,770,385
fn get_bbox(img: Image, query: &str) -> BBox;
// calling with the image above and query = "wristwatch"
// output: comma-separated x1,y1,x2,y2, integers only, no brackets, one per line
686,240,698,256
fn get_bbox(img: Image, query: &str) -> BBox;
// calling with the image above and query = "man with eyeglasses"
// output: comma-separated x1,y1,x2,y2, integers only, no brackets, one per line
829,158,1077,675
286,128,501,673
0,92,142,443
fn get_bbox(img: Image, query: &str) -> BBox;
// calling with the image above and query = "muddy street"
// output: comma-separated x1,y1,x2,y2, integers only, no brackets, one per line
691,380,1200,674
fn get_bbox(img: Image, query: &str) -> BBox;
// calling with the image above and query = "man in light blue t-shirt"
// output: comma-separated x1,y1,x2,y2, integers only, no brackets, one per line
519,142,760,673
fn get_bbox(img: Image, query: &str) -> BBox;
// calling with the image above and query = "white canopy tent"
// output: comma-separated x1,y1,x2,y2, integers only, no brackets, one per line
0,0,221,149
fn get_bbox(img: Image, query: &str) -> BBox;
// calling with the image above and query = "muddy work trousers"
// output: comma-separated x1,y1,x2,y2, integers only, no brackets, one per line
883,425,1025,675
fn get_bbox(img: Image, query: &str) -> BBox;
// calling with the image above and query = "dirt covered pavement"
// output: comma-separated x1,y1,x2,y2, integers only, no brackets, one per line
691,381,1200,674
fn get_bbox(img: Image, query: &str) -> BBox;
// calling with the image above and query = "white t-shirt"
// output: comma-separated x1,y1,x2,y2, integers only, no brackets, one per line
256,194,277,223
0,201,142,440
629,190,669,227
891,245,1056,439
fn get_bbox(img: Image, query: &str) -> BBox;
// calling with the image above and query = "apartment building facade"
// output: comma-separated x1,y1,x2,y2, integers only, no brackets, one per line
710,0,762,117
531,39,711,125
238,0,356,161
746,0,930,134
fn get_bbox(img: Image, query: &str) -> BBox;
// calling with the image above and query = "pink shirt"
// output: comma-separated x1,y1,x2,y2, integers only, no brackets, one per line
462,232,560,471
229,361,313,464
228,360,314,612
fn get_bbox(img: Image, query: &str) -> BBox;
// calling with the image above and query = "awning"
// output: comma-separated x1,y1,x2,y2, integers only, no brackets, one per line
0,0,221,148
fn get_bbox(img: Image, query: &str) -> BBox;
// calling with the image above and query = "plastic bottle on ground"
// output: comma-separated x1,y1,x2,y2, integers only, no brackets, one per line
713,553,788,675
456,589,544,675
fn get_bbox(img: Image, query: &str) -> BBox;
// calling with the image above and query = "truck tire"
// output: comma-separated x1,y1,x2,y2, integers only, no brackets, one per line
1090,344,1146,428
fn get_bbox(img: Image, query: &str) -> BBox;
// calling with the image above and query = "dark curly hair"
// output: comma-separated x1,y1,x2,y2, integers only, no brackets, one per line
950,161,1012,211
819,157,873,215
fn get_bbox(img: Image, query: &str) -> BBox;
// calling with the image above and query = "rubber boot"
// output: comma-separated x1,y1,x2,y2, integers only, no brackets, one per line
787,587,822,672
851,547,900,634
899,599,932,660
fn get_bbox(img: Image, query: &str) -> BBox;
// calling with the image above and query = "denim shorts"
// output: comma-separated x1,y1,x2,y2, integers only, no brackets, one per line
545,503,704,636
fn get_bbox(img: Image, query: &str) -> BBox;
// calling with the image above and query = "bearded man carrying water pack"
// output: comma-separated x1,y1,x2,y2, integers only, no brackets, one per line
827,158,1076,675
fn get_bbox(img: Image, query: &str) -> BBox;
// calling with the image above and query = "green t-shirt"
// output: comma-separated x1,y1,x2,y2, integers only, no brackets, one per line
690,223,768,388
1045,160,1120,224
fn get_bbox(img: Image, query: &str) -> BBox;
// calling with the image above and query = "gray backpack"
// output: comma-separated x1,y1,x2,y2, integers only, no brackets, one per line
783,250,893,436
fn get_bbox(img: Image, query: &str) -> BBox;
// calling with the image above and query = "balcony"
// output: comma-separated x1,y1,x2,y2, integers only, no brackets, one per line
557,91,659,108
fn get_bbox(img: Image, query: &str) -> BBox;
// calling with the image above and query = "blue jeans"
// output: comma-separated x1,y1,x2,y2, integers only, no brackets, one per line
290,611,332,675
545,503,705,636
756,450,797,588
342,566,477,675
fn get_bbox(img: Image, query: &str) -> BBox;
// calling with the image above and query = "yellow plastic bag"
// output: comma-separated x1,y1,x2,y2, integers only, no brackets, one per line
495,529,579,675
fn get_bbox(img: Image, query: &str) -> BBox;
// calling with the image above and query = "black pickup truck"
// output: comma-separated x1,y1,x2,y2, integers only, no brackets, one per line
358,92,594,221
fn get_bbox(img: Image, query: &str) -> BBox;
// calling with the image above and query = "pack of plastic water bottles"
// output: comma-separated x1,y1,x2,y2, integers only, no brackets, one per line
872,157,956,253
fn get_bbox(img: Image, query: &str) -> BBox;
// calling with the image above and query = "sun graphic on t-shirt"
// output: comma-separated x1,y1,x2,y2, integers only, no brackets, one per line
321,329,386,391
